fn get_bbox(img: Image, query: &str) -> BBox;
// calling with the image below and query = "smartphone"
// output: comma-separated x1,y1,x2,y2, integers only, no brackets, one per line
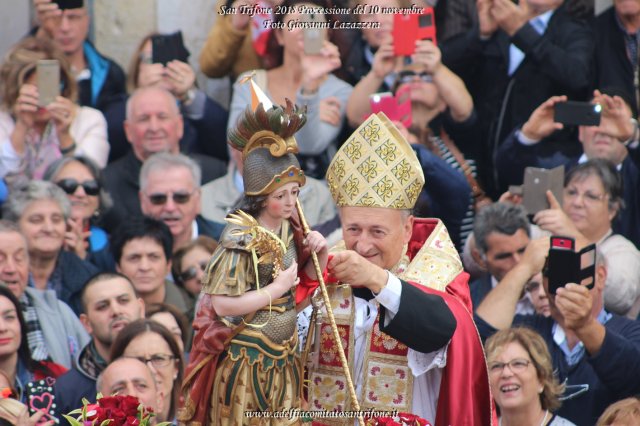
37,60,60,107
546,236,596,294
522,165,564,215
151,32,190,66
554,101,601,126
53,0,84,9
369,85,412,128
392,7,437,56
303,13,327,55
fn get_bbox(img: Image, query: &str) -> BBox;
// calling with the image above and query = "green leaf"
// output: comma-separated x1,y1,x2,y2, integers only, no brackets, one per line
100,420,112,426
61,414,84,426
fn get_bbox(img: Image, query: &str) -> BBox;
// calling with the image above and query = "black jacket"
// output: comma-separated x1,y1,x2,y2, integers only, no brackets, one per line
593,7,637,115
442,5,594,194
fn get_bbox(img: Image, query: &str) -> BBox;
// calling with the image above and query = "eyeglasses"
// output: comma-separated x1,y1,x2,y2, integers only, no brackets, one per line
145,190,195,206
397,71,433,85
139,53,153,64
488,358,532,375
133,354,175,368
56,179,101,196
563,188,608,205
525,281,542,293
180,260,208,282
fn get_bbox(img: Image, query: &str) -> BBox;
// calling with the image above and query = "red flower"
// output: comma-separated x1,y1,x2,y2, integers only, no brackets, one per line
99,396,120,410
120,395,141,415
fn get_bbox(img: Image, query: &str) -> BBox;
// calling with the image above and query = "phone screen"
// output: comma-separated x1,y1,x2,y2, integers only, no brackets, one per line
303,13,326,55
37,60,60,107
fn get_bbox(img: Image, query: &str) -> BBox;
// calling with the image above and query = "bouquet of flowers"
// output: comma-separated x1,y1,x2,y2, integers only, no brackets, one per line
366,412,432,426
63,394,171,426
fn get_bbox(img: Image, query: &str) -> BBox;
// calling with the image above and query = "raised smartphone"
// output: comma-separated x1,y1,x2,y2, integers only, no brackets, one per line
36,59,60,107
554,101,601,127
303,13,327,55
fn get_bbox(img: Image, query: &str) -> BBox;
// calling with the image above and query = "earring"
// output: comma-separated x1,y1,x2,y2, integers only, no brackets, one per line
539,387,544,393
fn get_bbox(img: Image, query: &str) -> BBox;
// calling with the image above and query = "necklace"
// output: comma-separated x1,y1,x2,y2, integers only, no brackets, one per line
540,410,549,426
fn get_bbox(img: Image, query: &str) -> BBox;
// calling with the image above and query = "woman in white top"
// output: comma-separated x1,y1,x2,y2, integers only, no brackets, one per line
0,37,108,181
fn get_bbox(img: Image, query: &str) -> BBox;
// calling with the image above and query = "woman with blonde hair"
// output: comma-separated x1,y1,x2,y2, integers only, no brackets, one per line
596,397,640,426
485,327,575,426
0,37,108,181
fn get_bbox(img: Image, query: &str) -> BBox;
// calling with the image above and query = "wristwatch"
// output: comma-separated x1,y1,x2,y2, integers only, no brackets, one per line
181,88,196,106
623,118,639,146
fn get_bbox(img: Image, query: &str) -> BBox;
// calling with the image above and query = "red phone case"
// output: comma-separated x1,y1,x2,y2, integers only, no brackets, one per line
369,86,412,128
392,8,437,56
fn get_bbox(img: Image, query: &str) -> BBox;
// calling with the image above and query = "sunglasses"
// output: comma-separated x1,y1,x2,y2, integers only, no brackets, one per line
180,260,208,282
397,71,433,85
56,178,101,196
146,190,195,206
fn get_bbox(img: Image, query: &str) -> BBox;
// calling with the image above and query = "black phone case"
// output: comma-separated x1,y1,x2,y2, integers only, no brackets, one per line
53,0,84,10
554,101,601,126
152,32,190,66
546,240,596,294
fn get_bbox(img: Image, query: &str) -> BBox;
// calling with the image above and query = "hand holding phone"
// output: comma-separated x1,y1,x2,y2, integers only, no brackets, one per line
151,32,190,66
554,101,601,127
544,236,596,295
521,166,564,215
14,84,39,127
411,39,441,74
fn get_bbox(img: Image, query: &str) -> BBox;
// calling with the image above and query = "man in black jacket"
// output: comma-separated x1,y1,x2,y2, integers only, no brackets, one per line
442,0,594,195
593,0,640,115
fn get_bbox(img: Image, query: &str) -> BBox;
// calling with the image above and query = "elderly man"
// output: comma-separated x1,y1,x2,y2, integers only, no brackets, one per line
0,220,88,369
97,357,164,419
102,87,225,234
496,90,640,249
476,238,640,424
33,0,125,111
53,272,144,419
306,114,495,425
470,202,535,313
140,152,224,251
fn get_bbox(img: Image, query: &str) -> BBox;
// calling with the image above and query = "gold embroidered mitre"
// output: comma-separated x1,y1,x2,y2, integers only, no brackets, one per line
326,112,424,209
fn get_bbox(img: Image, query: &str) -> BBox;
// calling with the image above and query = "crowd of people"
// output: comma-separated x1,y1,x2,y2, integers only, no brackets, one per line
0,0,639,424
